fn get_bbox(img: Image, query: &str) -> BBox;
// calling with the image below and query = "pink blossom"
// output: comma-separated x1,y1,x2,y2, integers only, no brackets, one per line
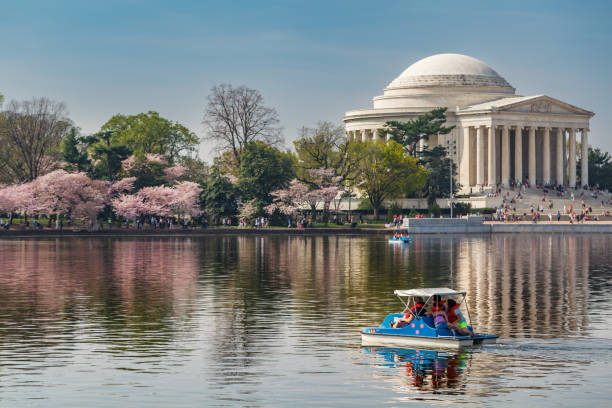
164,165,186,183
266,179,310,215
0,184,28,214
225,173,238,185
137,186,177,217
144,154,168,164
109,177,136,196
121,155,137,172
111,181,202,219
240,199,257,218
19,170,108,220
172,181,203,217
111,194,147,219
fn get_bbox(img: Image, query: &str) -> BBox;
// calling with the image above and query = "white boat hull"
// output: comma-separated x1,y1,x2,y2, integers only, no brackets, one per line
361,332,476,349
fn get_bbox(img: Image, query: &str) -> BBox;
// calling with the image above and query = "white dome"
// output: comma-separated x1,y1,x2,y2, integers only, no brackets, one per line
388,53,512,89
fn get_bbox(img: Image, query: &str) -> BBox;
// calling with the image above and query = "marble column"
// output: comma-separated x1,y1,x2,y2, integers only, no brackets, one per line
371,129,377,141
488,123,496,186
581,128,589,187
501,125,510,186
361,130,367,142
515,126,522,184
569,128,576,188
460,127,471,187
556,128,564,185
528,126,536,186
542,127,551,185
477,126,485,185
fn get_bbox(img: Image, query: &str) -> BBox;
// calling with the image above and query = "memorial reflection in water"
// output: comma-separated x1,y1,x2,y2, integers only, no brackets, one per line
0,234,609,407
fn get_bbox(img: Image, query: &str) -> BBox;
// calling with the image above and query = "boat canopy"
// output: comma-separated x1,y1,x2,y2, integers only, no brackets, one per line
394,288,466,297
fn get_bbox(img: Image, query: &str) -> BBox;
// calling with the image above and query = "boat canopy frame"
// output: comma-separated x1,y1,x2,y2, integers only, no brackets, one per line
393,288,474,330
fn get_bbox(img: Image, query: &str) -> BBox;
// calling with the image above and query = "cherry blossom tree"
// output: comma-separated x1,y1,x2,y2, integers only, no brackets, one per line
137,186,177,217
144,153,168,164
240,199,257,219
0,184,17,214
301,168,343,223
121,155,138,173
172,181,203,219
108,177,136,198
17,170,108,223
0,184,33,223
265,179,309,216
111,181,202,221
111,194,147,219
164,165,186,183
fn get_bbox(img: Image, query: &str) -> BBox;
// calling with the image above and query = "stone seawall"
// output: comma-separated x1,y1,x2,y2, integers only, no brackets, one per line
489,223,612,233
402,216,490,233
0,227,389,238
2,223,612,237
402,217,612,234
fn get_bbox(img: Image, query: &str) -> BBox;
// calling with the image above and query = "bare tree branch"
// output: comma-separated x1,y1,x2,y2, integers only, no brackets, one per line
0,97,70,182
202,84,282,167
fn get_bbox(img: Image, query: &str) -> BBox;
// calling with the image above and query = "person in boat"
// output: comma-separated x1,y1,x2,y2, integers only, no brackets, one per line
392,297,426,328
430,295,449,331
393,232,400,239
446,299,473,336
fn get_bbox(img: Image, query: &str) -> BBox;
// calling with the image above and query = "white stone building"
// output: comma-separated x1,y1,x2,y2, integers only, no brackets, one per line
343,53,594,191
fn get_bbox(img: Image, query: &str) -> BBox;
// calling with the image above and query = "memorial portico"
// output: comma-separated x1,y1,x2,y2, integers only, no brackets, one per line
344,53,594,192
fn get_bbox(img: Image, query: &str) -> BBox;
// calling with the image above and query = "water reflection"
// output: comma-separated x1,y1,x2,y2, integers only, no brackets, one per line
454,235,593,338
0,234,610,406
364,347,470,391
0,237,200,370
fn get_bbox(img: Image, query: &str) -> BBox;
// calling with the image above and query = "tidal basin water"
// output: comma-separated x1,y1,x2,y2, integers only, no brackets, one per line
0,234,611,407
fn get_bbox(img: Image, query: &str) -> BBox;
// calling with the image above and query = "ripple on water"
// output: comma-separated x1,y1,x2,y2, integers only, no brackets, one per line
0,235,611,407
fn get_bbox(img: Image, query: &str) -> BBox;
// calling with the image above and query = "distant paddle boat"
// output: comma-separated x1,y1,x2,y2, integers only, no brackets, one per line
361,288,498,349
389,235,411,243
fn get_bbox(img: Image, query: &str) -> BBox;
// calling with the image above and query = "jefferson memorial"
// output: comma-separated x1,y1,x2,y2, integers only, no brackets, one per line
343,54,594,191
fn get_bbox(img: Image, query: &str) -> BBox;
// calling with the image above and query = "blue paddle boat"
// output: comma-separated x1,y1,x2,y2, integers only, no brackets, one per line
389,235,412,244
361,288,498,349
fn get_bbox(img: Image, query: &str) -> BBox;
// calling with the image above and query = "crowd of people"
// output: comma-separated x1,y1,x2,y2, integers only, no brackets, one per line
492,189,605,223
484,180,612,223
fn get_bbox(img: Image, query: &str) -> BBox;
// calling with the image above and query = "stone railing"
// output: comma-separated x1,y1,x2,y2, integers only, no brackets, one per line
402,216,489,233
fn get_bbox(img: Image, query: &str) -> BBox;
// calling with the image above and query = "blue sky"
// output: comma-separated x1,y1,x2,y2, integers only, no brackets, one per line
1,0,611,160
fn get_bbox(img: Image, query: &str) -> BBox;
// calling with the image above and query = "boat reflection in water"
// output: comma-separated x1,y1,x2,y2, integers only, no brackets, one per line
363,347,470,391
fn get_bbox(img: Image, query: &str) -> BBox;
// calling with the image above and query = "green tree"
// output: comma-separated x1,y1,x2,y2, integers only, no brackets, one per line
123,156,169,189
87,131,132,181
101,111,199,163
355,140,428,219
383,107,455,157
583,147,612,189
454,202,472,216
237,141,295,213
385,202,403,223
294,121,363,185
201,167,238,223
180,156,209,185
428,202,441,217
61,127,91,172
421,146,459,203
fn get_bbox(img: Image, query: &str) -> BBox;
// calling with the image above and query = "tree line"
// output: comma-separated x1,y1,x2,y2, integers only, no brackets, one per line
3,85,607,227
